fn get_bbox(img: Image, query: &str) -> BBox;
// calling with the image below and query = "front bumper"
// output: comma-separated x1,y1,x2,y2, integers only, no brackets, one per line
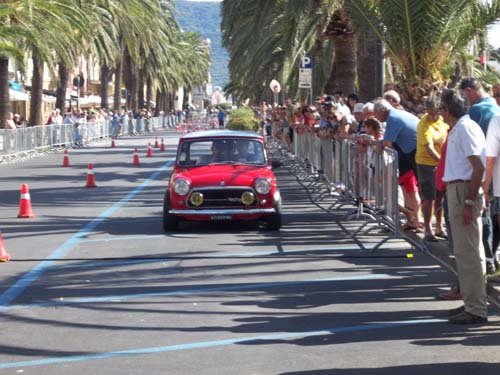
169,208,276,215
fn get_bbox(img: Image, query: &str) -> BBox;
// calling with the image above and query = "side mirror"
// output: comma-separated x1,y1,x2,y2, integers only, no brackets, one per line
271,160,283,169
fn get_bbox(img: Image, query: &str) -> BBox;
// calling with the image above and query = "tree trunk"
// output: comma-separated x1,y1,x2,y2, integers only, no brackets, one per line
138,70,145,109
113,52,123,111
56,61,69,112
0,56,10,128
322,9,357,96
154,88,161,116
356,23,382,101
170,91,176,111
129,67,138,111
323,33,357,95
146,77,153,112
29,48,44,126
100,63,110,110
123,49,138,110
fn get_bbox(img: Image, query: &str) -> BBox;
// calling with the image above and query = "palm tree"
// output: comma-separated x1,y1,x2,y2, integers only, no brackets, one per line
0,1,24,127
348,0,500,107
5,0,89,125
54,0,118,112
222,0,365,103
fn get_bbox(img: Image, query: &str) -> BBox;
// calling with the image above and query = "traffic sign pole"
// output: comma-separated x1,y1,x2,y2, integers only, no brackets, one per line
299,55,313,104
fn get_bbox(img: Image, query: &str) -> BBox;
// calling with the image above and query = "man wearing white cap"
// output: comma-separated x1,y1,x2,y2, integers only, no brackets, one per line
352,102,365,134
53,108,63,125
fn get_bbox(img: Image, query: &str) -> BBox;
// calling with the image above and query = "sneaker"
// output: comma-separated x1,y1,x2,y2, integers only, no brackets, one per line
448,305,465,317
486,262,497,275
437,287,462,300
448,310,488,324
487,274,500,283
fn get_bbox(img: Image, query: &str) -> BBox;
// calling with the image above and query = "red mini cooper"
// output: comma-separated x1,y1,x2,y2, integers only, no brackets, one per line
163,130,282,231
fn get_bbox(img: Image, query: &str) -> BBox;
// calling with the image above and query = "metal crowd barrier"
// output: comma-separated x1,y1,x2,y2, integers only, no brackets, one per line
0,121,111,159
1,115,175,161
279,130,413,251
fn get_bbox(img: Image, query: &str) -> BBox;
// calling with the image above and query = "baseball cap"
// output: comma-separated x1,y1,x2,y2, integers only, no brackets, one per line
353,103,364,113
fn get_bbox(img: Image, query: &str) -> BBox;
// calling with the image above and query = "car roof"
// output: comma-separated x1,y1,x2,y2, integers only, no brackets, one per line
180,130,263,141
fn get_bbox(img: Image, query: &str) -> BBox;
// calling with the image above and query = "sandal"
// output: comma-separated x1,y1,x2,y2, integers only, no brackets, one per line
403,224,423,233
424,234,438,242
434,231,448,240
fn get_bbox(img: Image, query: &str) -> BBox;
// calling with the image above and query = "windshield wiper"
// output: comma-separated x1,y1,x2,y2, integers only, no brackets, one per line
209,161,236,165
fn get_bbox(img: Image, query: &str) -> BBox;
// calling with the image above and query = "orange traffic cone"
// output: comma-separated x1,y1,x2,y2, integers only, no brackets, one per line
85,163,97,188
18,184,35,218
146,143,153,157
0,231,11,262
154,137,159,148
160,138,165,151
132,148,140,165
111,139,116,148
62,149,70,167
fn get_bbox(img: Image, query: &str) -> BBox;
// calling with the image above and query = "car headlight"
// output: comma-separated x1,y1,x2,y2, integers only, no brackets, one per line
241,191,255,206
173,178,190,196
255,178,271,195
190,192,204,206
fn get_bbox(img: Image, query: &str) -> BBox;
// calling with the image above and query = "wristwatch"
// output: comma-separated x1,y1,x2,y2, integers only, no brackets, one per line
464,199,474,206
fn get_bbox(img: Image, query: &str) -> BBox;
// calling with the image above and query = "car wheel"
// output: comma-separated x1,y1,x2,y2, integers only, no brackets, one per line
163,193,178,231
266,200,282,230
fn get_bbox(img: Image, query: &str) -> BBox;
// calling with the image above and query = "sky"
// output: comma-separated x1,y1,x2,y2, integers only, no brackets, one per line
488,22,500,49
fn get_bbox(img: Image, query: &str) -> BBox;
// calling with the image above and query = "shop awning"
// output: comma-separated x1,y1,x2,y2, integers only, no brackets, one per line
9,89,29,101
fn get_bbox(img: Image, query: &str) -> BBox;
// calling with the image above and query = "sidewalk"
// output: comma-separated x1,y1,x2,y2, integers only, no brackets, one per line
406,230,500,310
271,141,500,313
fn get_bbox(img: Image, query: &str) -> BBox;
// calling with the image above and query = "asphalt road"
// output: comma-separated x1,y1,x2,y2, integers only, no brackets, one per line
0,130,499,375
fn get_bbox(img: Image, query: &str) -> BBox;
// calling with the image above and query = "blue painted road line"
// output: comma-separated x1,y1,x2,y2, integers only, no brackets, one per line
0,161,174,308
3,274,399,311
0,318,444,369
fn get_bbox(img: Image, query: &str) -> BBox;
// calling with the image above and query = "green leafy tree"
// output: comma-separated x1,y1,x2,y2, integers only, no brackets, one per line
226,107,260,132
348,0,500,107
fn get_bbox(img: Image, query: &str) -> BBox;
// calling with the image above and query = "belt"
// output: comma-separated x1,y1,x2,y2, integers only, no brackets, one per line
447,179,471,184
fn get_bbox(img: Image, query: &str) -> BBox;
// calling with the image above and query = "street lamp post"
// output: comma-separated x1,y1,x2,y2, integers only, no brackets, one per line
269,79,281,106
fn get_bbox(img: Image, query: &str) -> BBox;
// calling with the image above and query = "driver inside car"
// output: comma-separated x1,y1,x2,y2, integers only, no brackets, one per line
211,140,227,162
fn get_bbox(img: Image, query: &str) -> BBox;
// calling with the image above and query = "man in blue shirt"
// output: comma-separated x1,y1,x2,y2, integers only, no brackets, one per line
375,98,419,172
460,77,500,274
217,108,226,128
375,99,420,230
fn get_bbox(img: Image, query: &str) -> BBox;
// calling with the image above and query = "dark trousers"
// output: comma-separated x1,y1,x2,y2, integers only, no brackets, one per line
482,206,499,266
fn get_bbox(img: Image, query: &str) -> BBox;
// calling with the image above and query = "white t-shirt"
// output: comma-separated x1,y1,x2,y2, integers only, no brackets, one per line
443,114,486,182
486,115,500,196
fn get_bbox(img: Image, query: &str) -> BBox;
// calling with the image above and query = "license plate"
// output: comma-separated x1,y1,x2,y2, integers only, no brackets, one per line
210,215,232,220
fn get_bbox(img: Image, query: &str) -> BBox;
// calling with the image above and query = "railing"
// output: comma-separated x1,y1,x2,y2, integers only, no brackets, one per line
0,114,179,161
275,130,415,252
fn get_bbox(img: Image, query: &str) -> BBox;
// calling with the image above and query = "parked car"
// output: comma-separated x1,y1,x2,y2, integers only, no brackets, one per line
163,130,282,230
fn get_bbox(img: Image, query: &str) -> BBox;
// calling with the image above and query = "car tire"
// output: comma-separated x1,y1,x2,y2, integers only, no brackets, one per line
163,193,179,231
266,200,282,230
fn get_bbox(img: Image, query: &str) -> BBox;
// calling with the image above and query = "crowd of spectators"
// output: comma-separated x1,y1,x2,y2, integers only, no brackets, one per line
258,78,500,324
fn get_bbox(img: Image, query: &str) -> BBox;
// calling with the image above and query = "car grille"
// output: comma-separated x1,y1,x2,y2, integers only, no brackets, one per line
187,188,258,208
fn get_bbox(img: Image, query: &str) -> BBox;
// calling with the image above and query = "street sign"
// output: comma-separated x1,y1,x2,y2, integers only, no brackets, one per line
299,68,312,88
300,55,313,69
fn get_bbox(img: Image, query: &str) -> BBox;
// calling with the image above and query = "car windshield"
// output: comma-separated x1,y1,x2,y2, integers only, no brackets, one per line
177,138,266,167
